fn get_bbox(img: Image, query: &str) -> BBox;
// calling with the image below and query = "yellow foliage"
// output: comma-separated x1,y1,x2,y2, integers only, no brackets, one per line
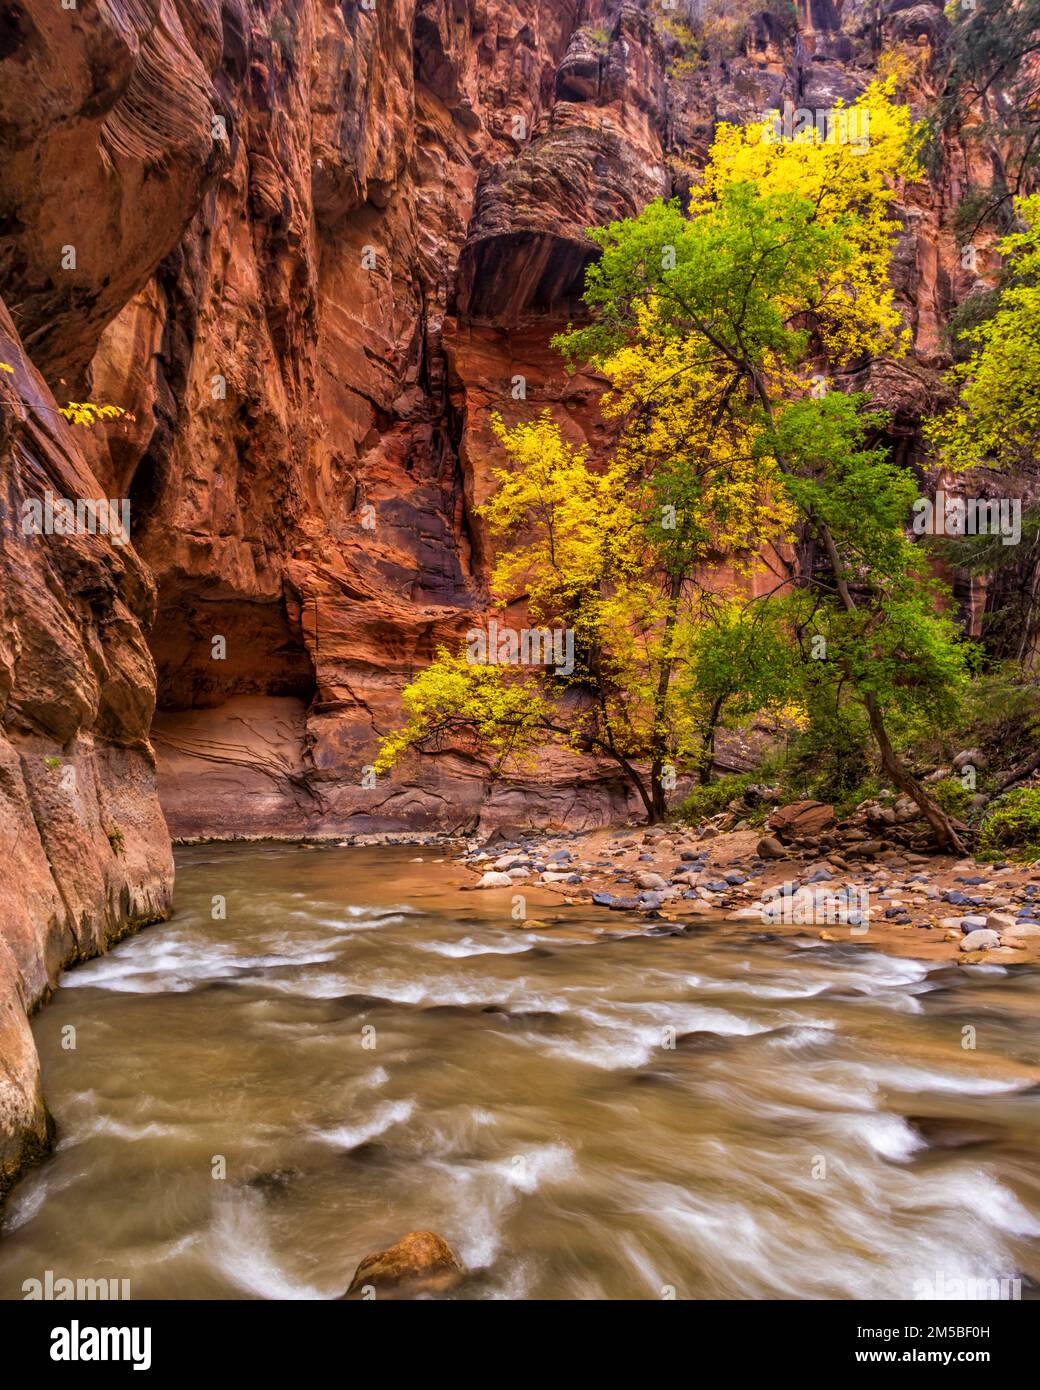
693,78,921,362
598,304,798,568
59,402,127,427
374,649,549,776
482,411,643,620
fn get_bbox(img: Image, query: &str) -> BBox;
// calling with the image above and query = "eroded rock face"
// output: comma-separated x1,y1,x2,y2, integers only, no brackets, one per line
72,0,650,838
0,0,228,390
0,300,173,1199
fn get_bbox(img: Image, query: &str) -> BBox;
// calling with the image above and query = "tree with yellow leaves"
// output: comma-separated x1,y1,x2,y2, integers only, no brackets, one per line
376,374,792,820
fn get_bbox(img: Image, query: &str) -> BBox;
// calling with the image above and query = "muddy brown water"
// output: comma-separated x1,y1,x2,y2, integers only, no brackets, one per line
2,843,1039,1300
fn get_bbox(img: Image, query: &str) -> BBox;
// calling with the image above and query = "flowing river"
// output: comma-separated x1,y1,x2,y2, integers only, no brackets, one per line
2,843,1039,1300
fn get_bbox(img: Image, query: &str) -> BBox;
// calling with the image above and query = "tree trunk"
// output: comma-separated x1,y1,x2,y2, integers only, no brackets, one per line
594,740,657,823
649,759,668,821
697,697,724,784
815,522,969,854
647,571,685,822
863,693,969,854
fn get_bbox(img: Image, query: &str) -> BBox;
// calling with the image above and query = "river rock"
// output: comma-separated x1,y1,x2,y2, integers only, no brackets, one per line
985,912,1017,932
756,835,785,859
493,854,527,871
953,749,986,771
344,1231,464,1297
849,839,885,857
636,871,667,890
959,915,988,931
959,929,1001,952
476,871,513,889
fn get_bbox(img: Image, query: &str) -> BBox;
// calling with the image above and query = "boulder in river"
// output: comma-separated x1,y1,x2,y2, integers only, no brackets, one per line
960,929,1001,952
344,1230,464,1298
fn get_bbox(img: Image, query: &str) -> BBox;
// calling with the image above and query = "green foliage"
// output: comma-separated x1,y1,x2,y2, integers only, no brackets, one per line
106,824,125,855
944,289,1001,362
657,0,787,63
931,777,974,819
925,508,1040,662
963,670,1040,761
682,600,795,719
941,0,1040,208
929,195,1040,470
832,775,887,823
43,755,61,770
787,699,873,807
661,15,699,77
978,787,1040,859
907,668,1040,777
377,84,973,836
771,393,973,738
931,504,1040,578
678,598,799,777
677,773,755,823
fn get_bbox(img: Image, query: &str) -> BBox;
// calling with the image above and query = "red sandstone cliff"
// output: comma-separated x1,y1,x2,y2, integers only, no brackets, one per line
0,0,1018,1184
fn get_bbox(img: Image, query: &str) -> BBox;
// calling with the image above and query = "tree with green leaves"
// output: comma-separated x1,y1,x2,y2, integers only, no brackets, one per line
928,194,1040,666
929,195,1040,471
679,596,797,784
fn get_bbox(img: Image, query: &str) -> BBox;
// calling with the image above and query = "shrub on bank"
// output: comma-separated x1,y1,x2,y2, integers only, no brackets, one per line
931,777,974,819
677,773,755,822
978,787,1040,859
